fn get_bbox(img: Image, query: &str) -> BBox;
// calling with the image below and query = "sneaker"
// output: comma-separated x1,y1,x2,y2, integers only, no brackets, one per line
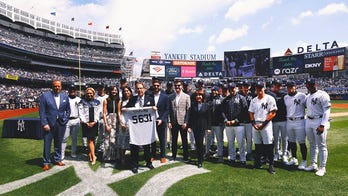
304,163,318,171
298,160,307,170
315,167,326,176
287,157,298,166
282,155,289,164
273,153,279,161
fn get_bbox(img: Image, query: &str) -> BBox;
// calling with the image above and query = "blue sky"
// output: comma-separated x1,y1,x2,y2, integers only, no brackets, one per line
6,0,348,64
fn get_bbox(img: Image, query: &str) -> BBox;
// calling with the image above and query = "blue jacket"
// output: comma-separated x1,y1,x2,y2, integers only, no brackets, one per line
39,91,71,127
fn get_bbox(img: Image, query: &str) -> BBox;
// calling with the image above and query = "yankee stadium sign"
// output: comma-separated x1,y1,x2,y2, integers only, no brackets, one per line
163,53,217,61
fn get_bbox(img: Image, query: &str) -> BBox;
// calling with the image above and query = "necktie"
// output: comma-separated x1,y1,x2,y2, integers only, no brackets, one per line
139,98,143,107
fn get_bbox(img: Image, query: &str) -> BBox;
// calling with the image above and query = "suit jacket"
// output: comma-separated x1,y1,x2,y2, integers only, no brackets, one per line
125,94,155,108
39,91,71,127
169,92,191,125
188,102,211,131
155,92,170,123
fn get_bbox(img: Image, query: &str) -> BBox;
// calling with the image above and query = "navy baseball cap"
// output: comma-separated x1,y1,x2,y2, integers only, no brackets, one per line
286,80,296,87
305,78,316,85
68,84,77,91
255,81,265,88
212,86,219,91
273,79,282,86
242,79,251,86
222,84,228,90
228,82,237,88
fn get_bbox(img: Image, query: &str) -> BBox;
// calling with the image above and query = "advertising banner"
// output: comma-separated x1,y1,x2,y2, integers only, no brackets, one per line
181,66,196,77
196,61,223,77
172,60,196,66
165,66,181,77
272,54,304,75
224,48,270,77
323,55,345,71
150,65,165,77
149,59,172,66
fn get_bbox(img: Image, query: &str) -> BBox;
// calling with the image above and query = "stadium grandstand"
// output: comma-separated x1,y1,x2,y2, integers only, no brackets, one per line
0,1,137,109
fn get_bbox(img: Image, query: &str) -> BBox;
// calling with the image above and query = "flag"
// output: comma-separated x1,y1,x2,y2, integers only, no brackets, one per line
50,12,56,16
106,25,109,29
118,27,122,31
129,51,133,56
88,22,93,26
71,17,75,21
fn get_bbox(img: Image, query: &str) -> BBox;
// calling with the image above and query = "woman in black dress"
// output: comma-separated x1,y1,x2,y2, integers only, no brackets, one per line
79,87,102,165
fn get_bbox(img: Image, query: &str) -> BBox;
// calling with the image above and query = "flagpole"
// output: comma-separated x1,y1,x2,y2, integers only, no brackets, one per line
78,39,81,96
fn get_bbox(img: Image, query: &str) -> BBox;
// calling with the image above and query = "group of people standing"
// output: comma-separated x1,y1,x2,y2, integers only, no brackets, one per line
39,77,330,177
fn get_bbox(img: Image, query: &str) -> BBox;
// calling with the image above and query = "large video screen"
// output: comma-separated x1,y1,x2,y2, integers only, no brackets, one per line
224,48,270,77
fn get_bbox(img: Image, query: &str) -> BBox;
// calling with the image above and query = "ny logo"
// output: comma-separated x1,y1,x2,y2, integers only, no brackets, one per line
294,99,301,105
311,98,319,105
17,120,25,132
261,102,268,110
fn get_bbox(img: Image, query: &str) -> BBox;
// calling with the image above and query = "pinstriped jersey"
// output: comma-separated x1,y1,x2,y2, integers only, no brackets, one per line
284,92,306,118
248,94,277,121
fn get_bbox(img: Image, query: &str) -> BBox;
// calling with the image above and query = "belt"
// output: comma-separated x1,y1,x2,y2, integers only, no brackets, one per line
307,115,323,120
288,116,304,121
69,117,79,120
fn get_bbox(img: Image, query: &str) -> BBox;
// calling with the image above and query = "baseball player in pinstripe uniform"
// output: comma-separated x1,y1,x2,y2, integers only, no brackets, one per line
304,78,331,176
284,80,307,169
249,81,277,174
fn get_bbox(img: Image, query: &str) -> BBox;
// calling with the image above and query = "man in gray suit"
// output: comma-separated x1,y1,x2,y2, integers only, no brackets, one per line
168,79,191,161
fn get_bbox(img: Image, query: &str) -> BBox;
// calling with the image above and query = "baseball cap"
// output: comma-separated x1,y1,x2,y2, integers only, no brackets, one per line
305,78,316,85
255,81,265,88
242,79,251,86
212,86,219,91
273,79,282,86
286,80,296,87
228,82,236,88
222,84,228,90
68,84,77,91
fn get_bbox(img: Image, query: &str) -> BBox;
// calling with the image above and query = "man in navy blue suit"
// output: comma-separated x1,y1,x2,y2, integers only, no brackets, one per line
124,82,156,173
39,80,71,171
150,78,170,163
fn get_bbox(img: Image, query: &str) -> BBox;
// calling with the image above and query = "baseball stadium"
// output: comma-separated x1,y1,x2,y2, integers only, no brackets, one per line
1,1,348,195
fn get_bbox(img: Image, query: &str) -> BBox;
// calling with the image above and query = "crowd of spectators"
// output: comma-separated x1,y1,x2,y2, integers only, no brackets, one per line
0,25,123,64
1,64,348,110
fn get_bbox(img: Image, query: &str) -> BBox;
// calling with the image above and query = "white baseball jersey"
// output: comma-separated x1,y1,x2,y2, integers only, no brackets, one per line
249,94,277,121
284,92,306,118
69,96,81,118
123,107,156,145
95,94,109,119
305,90,331,126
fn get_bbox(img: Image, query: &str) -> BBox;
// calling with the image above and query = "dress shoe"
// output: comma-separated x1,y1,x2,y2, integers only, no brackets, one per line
146,163,155,169
56,161,65,166
131,167,138,174
268,165,276,174
42,164,50,171
160,158,166,163
197,163,202,168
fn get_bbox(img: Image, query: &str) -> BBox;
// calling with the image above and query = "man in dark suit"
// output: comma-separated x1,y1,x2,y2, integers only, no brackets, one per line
39,80,71,171
168,79,191,161
150,78,170,163
125,82,156,173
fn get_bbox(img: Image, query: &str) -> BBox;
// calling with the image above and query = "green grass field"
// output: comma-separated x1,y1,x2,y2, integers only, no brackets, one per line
0,112,348,195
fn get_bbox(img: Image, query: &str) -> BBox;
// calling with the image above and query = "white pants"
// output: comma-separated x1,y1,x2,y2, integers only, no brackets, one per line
253,121,273,145
208,125,225,157
305,118,328,167
62,119,80,159
241,123,253,154
273,121,287,156
226,125,246,161
287,119,306,144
